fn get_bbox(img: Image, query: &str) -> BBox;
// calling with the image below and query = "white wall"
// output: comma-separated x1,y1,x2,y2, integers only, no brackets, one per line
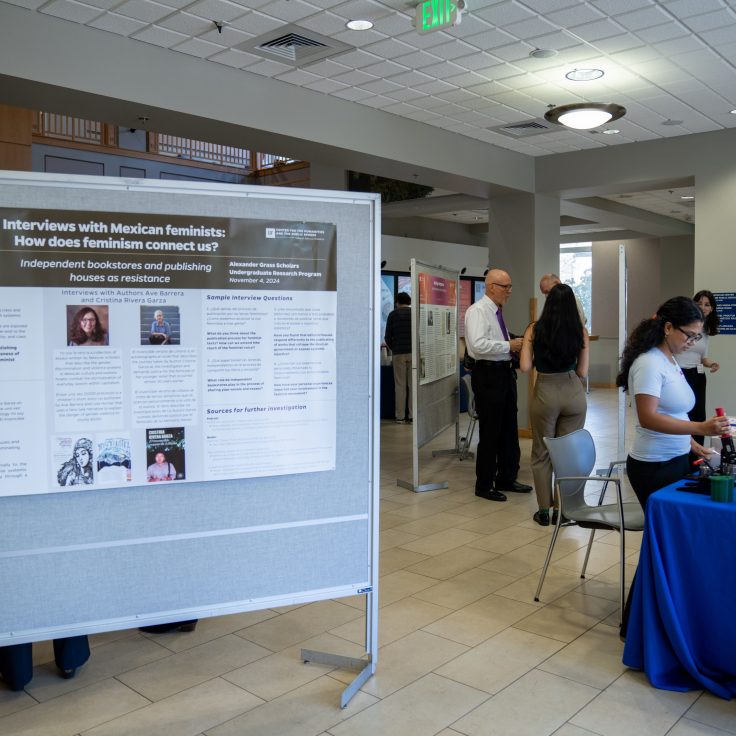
381,235,488,277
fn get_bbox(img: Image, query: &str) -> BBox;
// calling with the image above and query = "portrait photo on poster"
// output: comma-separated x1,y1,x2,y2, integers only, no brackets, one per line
66,304,109,347
141,305,180,345
146,427,185,482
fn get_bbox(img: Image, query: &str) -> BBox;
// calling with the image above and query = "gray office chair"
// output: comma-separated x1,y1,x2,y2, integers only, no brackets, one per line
458,373,477,461
533,428,644,623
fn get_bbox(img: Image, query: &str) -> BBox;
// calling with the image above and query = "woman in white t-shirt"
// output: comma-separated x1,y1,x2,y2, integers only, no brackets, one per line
616,296,727,511
675,290,720,448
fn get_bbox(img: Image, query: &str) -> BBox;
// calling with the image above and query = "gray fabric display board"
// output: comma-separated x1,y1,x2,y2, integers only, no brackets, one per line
398,259,459,492
0,172,379,706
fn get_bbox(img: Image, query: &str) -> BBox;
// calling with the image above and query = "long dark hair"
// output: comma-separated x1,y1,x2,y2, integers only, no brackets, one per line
533,283,584,371
69,306,105,345
693,290,720,336
617,296,703,390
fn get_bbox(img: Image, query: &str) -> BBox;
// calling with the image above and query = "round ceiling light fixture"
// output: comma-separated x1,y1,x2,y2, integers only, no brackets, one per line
602,128,620,134
545,102,626,130
346,19,373,30
565,68,604,81
530,48,557,59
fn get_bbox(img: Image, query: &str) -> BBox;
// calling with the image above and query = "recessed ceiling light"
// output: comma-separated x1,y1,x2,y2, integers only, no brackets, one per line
602,129,619,135
661,119,683,126
530,48,557,59
346,19,373,30
730,109,736,114
681,195,695,200
565,68,604,82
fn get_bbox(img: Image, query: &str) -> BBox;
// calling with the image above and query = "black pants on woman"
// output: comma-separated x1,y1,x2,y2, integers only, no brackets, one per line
620,453,690,638
0,636,90,691
681,367,706,446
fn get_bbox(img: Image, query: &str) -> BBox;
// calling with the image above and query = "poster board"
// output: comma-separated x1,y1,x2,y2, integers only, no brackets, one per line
0,172,380,690
398,260,459,492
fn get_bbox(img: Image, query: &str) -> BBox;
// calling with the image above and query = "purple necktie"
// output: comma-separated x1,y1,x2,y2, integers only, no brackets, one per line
497,308,510,340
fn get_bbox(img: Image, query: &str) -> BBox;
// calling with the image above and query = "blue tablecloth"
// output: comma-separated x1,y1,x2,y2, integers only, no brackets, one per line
622,485,736,699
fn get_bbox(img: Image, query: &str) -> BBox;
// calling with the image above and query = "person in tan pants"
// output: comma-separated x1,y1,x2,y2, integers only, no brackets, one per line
520,283,589,526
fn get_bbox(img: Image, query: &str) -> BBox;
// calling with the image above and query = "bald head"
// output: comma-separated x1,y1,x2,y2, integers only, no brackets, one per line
485,269,513,307
539,273,561,296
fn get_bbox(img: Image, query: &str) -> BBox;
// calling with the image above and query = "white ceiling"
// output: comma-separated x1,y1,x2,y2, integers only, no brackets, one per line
3,0,729,233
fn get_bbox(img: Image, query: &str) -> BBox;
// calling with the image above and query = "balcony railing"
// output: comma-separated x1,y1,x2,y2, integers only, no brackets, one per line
34,112,300,174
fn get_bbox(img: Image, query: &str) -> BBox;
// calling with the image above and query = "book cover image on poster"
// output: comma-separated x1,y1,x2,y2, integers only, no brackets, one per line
54,435,95,487
146,427,185,482
97,435,131,485
66,304,110,347
141,305,180,346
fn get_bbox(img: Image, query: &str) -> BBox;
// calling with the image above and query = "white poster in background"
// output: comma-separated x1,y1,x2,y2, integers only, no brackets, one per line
0,208,337,497
417,271,458,385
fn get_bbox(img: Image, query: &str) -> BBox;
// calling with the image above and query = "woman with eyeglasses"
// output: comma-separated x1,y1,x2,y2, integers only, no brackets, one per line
674,290,720,449
617,296,727,511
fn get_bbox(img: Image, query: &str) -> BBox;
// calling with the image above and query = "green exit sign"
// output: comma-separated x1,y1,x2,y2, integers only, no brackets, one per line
415,0,458,34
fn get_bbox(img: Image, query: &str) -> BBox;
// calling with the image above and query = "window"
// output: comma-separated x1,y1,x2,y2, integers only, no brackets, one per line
560,242,592,329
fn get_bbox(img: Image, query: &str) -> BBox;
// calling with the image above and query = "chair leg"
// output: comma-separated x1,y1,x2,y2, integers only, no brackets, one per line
534,523,561,603
580,529,596,578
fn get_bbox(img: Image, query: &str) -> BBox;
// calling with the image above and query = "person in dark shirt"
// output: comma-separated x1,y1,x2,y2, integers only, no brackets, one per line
384,292,413,423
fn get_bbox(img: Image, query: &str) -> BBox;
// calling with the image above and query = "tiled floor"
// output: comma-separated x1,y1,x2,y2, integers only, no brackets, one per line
2,389,735,735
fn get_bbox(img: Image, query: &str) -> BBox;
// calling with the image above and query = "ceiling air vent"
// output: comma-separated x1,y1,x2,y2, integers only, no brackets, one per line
235,25,353,66
489,118,559,138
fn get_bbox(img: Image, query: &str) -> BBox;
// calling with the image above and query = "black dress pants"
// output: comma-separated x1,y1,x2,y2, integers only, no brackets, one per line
470,361,520,492
0,636,90,691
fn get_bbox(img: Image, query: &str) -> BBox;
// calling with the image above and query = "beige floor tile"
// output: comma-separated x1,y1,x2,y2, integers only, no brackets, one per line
570,670,700,736
357,630,468,698
685,692,736,734
117,634,271,702
26,635,171,702
470,526,563,555
205,675,377,736
376,569,438,607
435,628,564,695
405,545,497,580
495,566,584,606
223,649,334,701
236,600,363,651
668,718,736,735
550,726,601,736
458,510,530,535
392,512,478,536
547,590,619,620
81,678,262,736
423,593,538,646
147,611,280,653
389,496,466,520
330,597,453,648
399,528,483,556
0,679,148,736
379,511,412,530
479,544,552,578
553,541,626,577
413,568,517,610
328,673,489,736
451,669,599,736
0,689,35,719
513,604,600,643
538,623,627,690
379,546,429,576
380,527,420,551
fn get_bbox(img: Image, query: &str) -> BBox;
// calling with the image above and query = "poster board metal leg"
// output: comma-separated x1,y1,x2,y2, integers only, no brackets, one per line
300,588,377,708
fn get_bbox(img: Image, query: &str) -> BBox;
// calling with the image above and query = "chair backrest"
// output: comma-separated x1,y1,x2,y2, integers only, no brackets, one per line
543,428,596,510
461,374,477,419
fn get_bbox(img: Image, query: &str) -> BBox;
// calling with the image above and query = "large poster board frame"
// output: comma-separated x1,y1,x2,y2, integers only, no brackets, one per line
0,171,379,706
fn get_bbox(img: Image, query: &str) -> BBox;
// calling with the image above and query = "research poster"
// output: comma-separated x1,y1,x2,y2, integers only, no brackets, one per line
417,271,457,385
0,207,337,497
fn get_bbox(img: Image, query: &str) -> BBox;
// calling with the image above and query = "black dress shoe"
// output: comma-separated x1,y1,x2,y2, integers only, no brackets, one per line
475,489,507,502
60,668,76,680
496,481,532,493
533,510,550,526
139,620,198,634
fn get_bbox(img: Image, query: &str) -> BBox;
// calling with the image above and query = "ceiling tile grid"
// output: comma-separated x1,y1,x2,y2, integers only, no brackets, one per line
4,0,736,158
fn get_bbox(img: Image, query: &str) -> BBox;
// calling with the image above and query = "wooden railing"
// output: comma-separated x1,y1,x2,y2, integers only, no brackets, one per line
34,112,297,173
150,133,251,170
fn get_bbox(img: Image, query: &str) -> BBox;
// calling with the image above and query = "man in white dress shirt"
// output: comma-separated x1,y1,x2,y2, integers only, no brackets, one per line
465,269,532,501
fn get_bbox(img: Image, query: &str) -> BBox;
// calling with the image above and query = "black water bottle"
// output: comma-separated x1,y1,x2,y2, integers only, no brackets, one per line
715,407,736,466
